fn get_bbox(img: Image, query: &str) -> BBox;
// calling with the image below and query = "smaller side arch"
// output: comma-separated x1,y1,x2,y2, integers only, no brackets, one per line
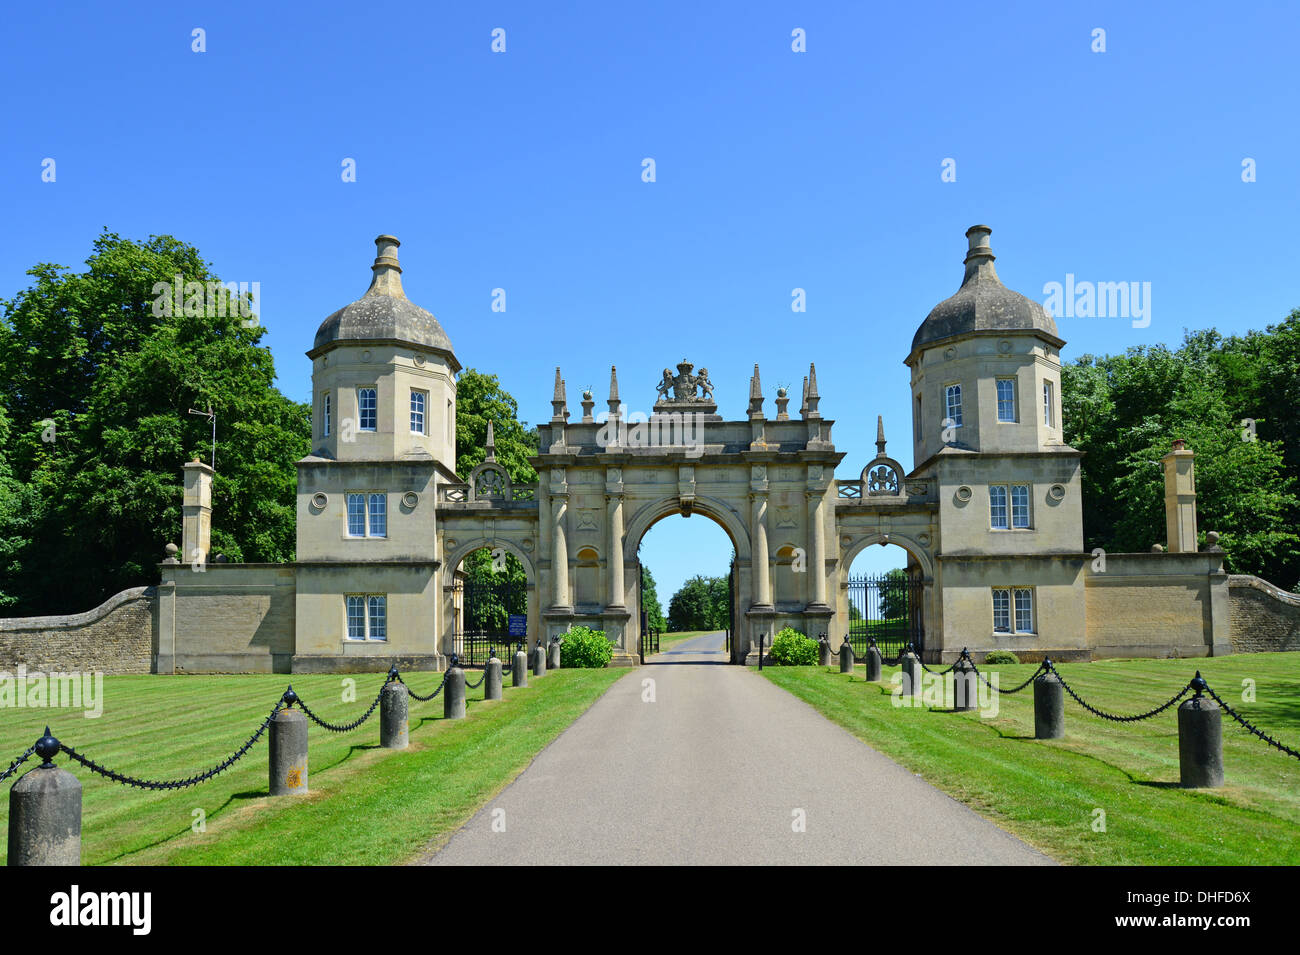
839,532,934,581
442,537,538,586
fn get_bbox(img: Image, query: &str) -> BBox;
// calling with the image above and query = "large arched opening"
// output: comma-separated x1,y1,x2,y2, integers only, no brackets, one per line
624,499,748,664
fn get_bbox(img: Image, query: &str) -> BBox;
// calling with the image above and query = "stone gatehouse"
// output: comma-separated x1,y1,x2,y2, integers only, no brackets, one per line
7,226,1286,674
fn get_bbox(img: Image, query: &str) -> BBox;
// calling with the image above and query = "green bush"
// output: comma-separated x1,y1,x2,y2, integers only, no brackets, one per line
558,626,613,668
983,650,1020,665
768,627,819,666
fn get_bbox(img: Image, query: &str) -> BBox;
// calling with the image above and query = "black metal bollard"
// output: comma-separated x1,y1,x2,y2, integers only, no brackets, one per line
757,632,766,670
380,674,409,749
445,655,467,719
533,638,547,677
1179,674,1223,788
900,646,922,699
1033,663,1065,739
513,645,529,688
953,655,977,711
548,637,562,671
485,651,503,701
270,689,309,795
865,641,883,682
839,637,855,674
818,634,831,667
7,728,80,866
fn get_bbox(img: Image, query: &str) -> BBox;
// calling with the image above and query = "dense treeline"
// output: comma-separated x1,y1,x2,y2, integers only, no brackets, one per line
667,574,731,632
1061,313,1300,591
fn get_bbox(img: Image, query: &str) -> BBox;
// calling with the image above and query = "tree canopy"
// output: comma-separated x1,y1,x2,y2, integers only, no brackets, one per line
0,231,310,615
1061,315,1300,589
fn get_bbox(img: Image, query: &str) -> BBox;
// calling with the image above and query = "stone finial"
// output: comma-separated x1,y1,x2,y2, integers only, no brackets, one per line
747,364,764,418
876,415,887,457
799,376,808,418
775,386,790,420
607,365,621,417
1160,439,1197,553
804,363,821,419
551,367,568,423
365,235,406,299
962,224,1000,285
484,420,496,462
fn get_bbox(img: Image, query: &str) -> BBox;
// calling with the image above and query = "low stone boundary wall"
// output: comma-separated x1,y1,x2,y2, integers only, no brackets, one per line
1228,575,1300,652
0,587,156,674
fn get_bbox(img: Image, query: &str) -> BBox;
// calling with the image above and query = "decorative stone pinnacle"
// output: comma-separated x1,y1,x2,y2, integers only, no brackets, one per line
747,363,764,418
608,365,621,416
799,376,808,417
365,234,406,299
551,367,568,422
804,362,821,419
876,415,887,456
484,420,496,461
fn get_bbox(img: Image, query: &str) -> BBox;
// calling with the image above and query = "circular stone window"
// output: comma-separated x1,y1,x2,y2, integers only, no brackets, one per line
944,346,957,361
310,492,328,511
361,349,371,363
1048,483,1067,502
413,353,426,367
997,339,1012,354
955,485,973,503
401,491,419,508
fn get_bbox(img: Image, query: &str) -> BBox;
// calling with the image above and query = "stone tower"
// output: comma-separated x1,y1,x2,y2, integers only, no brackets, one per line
906,225,1086,656
292,235,458,669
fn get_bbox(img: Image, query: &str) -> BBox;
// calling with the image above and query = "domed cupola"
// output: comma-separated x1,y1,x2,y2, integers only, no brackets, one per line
906,225,1068,465
909,225,1060,361
310,235,458,369
305,235,460,472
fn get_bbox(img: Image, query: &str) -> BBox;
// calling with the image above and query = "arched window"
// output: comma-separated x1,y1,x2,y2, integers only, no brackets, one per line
944,384,963,428
358,388,377,431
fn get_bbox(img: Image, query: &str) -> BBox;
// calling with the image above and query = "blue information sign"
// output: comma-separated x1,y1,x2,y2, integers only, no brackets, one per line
508,615,527,636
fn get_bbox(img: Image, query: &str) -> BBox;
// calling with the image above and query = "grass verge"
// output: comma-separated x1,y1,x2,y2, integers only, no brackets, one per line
760,653,1300,865
1,666,627,865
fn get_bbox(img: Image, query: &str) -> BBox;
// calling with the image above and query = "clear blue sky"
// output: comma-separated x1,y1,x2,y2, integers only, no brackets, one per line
3,1,1297,605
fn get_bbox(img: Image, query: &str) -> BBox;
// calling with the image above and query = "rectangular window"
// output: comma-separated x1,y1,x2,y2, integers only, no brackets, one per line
1043,380,1054,428
996,378,1017,422
345,595,387,640
368,595,387,641
1014,588,1034,633
358,387,377,431
410,390,427,435
944,384,963,428
1011,484,1030,528
323,392,331,437
368,493,386,538
346,595,366,639
992,589,1011,633
915,395,923,441
990,485,1009,529
346,493,366,537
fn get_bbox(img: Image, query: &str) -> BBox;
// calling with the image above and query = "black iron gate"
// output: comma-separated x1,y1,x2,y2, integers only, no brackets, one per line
452,575,527,665
846,573,923,660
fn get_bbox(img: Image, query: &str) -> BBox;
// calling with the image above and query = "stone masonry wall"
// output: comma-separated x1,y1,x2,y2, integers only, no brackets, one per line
1228,575,1300,652
0,587,156,674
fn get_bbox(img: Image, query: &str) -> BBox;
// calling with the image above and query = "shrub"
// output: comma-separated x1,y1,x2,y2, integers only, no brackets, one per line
558,626,613,668
768,627,819,666
983,650,1020,665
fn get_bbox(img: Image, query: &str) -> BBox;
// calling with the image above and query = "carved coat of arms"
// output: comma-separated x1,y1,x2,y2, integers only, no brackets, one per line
654,359,714,404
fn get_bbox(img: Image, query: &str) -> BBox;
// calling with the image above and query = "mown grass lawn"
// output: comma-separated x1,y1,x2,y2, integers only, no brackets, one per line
760,653,1300,865
0,666,627,865
658,630,710,652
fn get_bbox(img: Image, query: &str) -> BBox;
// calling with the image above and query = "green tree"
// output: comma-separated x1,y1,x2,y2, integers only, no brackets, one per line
0,231,310,614
640,564,667,632
1062,328,1300,588
667,574,729,631
878,567,911,620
